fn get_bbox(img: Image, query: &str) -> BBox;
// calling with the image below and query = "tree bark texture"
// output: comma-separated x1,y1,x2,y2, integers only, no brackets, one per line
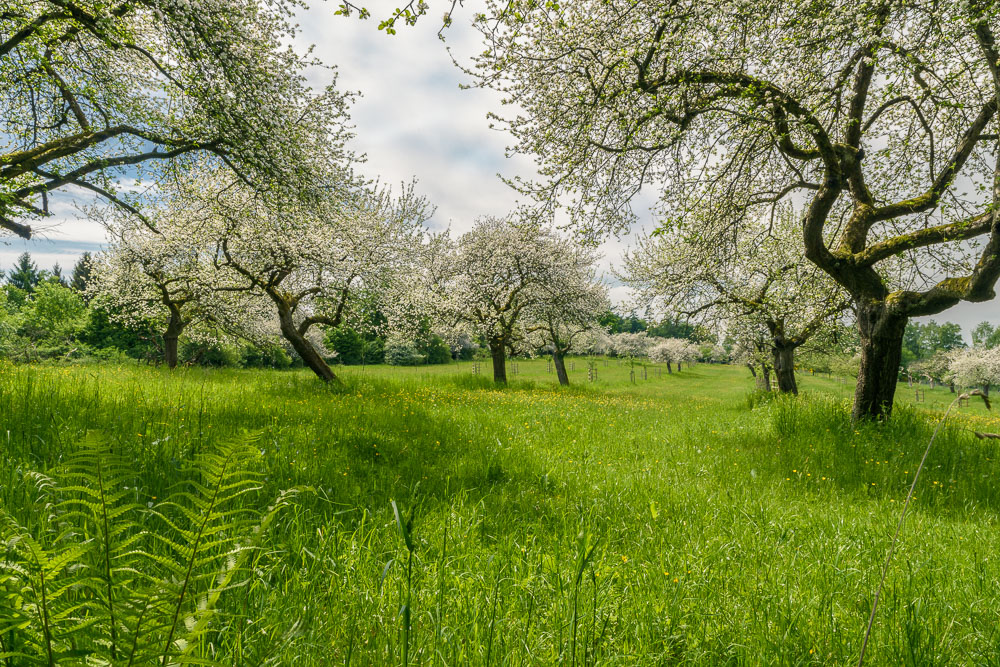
852,303,907,421
276,302,336,382
164,306,184,370
771,344,798,394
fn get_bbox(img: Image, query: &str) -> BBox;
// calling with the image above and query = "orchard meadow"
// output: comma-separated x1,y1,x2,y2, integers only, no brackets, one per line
8,0,1000,664
4,359,1000,664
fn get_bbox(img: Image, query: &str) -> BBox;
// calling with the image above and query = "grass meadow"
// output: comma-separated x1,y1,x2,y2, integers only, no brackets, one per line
3,358,1000,665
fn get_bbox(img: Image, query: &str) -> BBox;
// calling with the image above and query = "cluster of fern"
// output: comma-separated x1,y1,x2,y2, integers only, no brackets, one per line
0,433,299,665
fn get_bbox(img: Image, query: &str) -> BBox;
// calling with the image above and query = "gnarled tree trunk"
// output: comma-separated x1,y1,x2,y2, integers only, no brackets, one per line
490,338,507,384
276,300,336,382
853,303,907,421
553,350,569,386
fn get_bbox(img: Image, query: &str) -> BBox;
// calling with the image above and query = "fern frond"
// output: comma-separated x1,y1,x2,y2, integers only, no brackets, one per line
157,435,259,665
1,431,298,666
54,432,145,661
0,511,91,664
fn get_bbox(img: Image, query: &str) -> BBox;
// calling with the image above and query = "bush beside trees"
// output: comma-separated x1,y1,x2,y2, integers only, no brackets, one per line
384,340,425,366
423,335,453,365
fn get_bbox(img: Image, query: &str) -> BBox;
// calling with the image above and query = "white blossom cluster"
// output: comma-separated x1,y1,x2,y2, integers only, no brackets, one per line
576,329,613,357
648,338,699,366
948,347,1000,391
608,332,651,359
469,0,1000,296
624,207,847,385
409,215,607,380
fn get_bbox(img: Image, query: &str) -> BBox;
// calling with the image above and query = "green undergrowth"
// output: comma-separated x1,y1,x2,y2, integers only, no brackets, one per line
2,360,1000,664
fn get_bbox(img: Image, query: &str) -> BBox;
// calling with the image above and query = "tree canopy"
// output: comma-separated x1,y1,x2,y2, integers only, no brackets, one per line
1,0,354,238
416,216,603,383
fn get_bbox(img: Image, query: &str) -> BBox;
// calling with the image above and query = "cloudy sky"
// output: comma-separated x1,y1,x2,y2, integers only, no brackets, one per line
4,4,999,335
295,7,647,306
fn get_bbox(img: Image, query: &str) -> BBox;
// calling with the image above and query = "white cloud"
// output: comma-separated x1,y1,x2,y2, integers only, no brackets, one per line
1,187,107,272
298,10,536,231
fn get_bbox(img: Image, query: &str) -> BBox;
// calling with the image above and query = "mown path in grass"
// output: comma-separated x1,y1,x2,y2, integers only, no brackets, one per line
3,359,1000,664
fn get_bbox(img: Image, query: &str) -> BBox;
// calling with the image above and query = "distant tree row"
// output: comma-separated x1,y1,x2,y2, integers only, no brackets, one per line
902,320,1000,396
0,249,462,370
598,310,711,342
0,251,297,367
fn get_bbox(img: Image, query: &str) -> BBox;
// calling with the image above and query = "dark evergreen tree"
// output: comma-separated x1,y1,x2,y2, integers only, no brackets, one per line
50,263,68,287
7,252,40,292
71,252,94,296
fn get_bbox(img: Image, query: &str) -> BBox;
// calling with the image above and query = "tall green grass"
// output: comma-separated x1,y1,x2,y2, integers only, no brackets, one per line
2,359,1000,664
